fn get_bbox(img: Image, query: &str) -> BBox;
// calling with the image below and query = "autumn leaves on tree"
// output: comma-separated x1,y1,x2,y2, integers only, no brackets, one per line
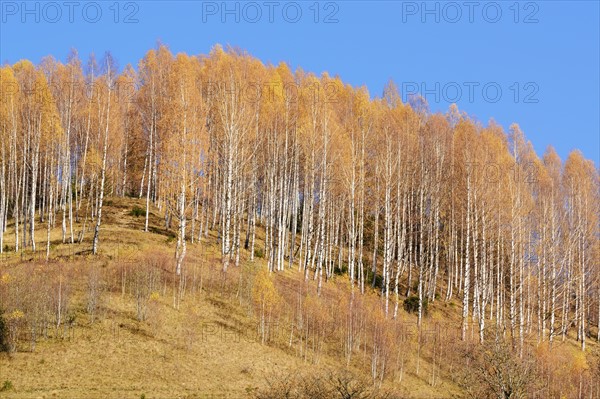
0,45,598,352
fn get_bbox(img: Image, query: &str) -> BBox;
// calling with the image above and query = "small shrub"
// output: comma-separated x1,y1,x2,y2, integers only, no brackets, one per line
165,233,176,244
334,263,348,275
403,295,428,315
0,380,13,392
130,206,145,217
254,248,264,259
367,271,383,289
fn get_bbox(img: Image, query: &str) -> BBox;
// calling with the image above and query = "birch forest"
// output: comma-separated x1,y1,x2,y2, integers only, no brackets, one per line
0,45,599,397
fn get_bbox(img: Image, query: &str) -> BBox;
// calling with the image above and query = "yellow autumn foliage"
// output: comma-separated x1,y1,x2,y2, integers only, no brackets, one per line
0,273,11,285
252,267,279,309
7,309,24,320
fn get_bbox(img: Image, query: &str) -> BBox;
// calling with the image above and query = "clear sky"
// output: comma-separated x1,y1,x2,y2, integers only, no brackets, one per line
1,0,598,165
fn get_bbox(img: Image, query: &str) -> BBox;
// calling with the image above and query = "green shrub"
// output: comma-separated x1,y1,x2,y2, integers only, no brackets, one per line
254,248,264,259
403,295,428,315
130,206,145,217
367,272,383,289
334,263,348,276
165,234,176,244
0,380,13,392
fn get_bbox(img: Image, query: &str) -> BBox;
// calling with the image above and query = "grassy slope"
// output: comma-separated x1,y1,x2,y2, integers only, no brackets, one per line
0,198,310,398
0,198,595,398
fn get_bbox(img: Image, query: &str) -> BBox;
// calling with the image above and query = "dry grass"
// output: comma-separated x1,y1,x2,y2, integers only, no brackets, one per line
1,293,311,398
0,198,309,398
1,197,594,398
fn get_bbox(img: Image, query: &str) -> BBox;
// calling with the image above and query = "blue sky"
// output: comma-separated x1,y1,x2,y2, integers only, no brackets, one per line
1,0,598,165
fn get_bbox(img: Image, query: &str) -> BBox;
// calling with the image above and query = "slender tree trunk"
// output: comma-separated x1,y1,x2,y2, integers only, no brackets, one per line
92,78,111,255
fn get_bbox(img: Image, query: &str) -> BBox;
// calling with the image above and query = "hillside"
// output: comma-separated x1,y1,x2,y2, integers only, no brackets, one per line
0,197,598,399
1,46,599,399
0,197,453,398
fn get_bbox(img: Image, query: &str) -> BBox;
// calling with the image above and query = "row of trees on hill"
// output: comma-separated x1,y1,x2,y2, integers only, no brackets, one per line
0,45,598,352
